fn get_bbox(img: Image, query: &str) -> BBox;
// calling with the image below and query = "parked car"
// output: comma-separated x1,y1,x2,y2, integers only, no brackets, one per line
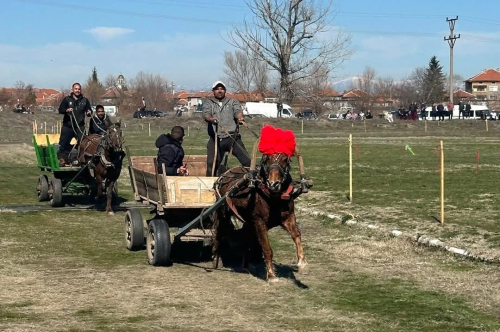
296,109,318,120
327,113,341,120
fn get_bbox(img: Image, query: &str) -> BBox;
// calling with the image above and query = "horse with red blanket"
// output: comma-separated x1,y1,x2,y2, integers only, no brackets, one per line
213,125,313,282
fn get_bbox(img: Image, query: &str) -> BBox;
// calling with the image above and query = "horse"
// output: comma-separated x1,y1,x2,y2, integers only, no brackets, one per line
212,140,313,282
78,123,125,215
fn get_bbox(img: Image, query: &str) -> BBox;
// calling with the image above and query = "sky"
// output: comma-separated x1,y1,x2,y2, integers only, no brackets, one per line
1,0,500,91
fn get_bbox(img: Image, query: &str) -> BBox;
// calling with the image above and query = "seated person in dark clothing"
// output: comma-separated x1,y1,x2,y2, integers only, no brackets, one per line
156,126,188,176
89,105,112,135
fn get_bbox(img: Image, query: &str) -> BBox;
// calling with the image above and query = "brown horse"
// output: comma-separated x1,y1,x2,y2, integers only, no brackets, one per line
213,142,312,282
79,123,125,215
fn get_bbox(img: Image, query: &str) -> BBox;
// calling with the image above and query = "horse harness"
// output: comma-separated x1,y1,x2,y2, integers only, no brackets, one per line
215,155,299,224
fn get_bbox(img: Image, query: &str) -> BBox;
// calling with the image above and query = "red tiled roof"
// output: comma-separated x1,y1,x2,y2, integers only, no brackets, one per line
317,88,341,97
466,69,500,82
342,89,369,99
444,89,475,99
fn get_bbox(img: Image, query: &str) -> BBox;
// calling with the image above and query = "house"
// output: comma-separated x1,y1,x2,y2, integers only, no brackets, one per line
465,69,500,100
444,89,475,101
35,88,61,106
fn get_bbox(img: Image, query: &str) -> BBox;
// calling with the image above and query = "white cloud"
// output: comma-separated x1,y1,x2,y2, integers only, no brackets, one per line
0,31,229,89
85,27,135,41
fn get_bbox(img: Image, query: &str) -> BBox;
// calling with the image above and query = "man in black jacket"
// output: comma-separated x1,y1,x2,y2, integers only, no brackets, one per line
57,83,92,165
156,126,188,176
89,105,112,135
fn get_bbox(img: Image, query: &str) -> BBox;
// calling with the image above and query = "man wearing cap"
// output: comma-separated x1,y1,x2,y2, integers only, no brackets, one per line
202,81,251,176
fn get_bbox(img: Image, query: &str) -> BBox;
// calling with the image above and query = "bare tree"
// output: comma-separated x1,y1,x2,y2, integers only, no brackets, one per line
252,58,269,97
224,50,254,94
129,72,170,110
374,76,395,99
229,0,351,103
356,66,376,95
0,88,13,107
104,74,117,89
293,61,331,113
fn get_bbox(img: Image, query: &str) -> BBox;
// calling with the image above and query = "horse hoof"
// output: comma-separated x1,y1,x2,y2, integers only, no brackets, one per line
297,260,309,274
107,211,115,216
268,277,282,284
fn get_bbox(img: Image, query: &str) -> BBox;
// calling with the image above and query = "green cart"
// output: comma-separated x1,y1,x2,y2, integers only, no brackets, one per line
33,134,94,207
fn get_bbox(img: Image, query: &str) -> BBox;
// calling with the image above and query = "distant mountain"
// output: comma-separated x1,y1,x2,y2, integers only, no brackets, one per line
331,77,359,93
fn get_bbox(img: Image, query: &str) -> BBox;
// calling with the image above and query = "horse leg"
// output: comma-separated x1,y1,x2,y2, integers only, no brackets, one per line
282,212,308,273
106,179,114,215
254,220,277,282
95,172,103,202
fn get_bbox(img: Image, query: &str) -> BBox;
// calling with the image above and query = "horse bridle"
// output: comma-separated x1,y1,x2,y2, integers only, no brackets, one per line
260,153,290,181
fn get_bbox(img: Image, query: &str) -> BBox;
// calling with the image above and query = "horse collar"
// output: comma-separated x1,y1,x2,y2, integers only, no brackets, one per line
260,183,294,200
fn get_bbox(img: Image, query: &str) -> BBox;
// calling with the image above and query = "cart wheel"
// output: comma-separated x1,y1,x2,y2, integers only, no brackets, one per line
49,177,64,207
37,175,49,202
125,208,144,250
147,219,171,266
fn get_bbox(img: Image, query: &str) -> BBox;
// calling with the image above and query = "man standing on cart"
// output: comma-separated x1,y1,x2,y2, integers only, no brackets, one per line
57,83,92,166
202,81,251,177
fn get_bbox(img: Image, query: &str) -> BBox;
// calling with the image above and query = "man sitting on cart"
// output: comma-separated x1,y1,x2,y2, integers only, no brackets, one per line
156,126,188,176
89,105,112,135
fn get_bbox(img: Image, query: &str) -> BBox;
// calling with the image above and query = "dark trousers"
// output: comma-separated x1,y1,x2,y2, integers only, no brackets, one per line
58,124,83,160
206,135,251,176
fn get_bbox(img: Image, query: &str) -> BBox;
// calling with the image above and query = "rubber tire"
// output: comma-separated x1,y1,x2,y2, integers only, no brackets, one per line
125,208,144,250
50,177,64,207
37,175,49,202
147,219,171,266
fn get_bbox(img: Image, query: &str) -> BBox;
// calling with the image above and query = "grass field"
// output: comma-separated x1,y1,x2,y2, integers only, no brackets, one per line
1,111,500,331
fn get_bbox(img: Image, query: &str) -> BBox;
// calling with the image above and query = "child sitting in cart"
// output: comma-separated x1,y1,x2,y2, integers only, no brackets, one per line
156,126,189,176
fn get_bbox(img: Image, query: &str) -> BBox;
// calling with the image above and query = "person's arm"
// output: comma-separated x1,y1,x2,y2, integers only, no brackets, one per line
232,100,245,124
58,97,68,114
85,99,92,117
202,99,217,123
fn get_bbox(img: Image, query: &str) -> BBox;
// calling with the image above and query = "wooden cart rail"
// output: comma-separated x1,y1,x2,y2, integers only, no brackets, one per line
127,151,217,212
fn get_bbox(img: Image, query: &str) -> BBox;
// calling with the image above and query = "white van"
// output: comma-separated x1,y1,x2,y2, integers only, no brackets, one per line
422,105,489,120
244,102,294,118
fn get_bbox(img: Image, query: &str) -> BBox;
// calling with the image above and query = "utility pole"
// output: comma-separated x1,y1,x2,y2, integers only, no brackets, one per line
445,16,460,104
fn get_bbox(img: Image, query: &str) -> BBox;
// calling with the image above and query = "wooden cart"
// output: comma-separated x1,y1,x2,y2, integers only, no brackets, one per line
125,149,225,266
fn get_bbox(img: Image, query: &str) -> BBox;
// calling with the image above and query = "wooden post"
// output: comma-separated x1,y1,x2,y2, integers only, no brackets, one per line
44,122,47,134
188,126,190,137
34,120,37,134
349,134,353,202
486,119,489,132
141,124,144,130
148,123,151,137
440,140,444,224
425,119,427,132
351,121,354,128
364,119,366,133
301,120,304,134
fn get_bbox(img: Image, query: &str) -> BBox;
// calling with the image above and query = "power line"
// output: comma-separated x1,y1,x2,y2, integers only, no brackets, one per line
11,0,500,44
14,0,233,25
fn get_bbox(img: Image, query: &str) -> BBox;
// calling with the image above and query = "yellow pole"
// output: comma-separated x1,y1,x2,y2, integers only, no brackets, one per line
44,122,47,134
148,123,151,137
440,140,444,224
486,119,489,132
349,134,353,202
301,120,304,134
